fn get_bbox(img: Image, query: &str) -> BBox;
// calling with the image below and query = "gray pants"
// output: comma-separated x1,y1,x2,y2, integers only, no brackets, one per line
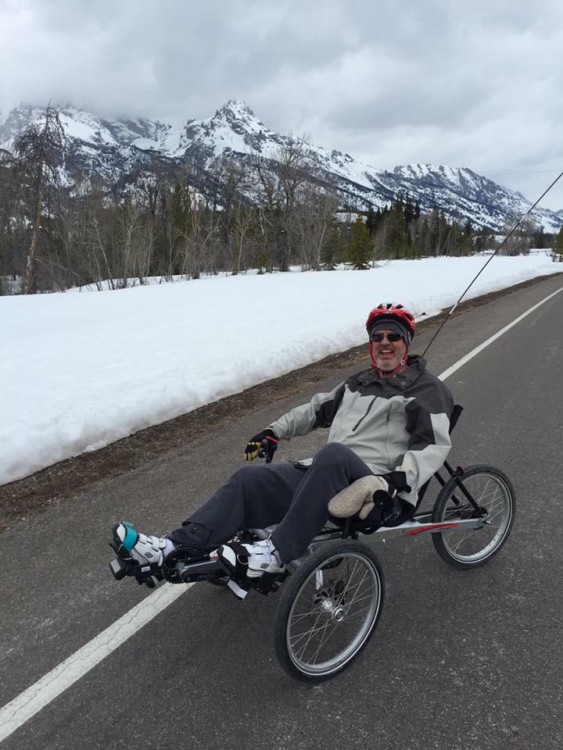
167,443,374,562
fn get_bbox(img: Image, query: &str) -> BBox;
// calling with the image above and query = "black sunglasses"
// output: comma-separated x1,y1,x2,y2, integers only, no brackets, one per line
370,332,403,343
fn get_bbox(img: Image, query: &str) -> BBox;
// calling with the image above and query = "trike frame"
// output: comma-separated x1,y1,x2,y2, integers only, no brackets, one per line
110,407,516,680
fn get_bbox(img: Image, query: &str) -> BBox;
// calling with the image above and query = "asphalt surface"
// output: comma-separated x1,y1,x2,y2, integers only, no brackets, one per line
1,274,563,749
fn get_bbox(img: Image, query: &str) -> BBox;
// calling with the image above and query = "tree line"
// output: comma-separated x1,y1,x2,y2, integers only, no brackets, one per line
0,107,560,294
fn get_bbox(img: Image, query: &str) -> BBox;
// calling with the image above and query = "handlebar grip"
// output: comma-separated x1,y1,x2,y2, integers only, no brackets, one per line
258,436,278,463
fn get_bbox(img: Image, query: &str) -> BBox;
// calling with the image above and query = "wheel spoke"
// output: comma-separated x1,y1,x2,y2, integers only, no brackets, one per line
292,606,329,662
281,545,383,677
432,467,514,567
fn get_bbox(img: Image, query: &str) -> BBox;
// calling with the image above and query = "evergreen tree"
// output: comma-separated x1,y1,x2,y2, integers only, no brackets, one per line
474,226,492,253
403,193,417,225
365,205,377,236
552,226,563,262
385,203,410,258
322,220,345,269
532,226,546,249
419,216,431,256
347,216,372,269
426,209,440,256
436,211,451,255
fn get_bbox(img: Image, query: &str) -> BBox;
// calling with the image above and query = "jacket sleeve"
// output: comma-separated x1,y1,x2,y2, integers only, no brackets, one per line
268,382,346,440
396,380,454,507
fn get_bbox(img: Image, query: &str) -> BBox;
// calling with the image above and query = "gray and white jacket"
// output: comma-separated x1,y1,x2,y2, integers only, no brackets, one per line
269,355,454,507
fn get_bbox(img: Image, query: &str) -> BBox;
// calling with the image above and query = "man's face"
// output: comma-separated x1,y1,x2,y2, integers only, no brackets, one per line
371,329,408,373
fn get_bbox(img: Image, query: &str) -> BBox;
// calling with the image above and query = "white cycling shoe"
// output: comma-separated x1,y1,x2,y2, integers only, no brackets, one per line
113,522,175,567
217,538,286,579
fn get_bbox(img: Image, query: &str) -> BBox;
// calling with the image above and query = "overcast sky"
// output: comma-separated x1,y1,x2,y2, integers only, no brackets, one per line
2,0,562,210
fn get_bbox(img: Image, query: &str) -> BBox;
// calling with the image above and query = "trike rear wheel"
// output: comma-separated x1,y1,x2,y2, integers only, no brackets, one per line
274,540,384,682
432,464,515,569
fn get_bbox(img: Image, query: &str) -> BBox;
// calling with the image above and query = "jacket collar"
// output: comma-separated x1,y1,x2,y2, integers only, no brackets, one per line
359,355,427,389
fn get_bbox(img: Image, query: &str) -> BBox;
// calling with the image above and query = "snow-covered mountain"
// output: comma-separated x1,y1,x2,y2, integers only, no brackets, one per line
1,100,561,232
0,103,183,186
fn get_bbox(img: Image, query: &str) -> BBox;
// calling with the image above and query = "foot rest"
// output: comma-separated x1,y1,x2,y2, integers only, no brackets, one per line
109,557,162,588
109,557,129,580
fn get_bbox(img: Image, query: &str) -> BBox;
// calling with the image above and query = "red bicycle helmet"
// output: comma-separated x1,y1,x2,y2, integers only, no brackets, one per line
365,303,416,338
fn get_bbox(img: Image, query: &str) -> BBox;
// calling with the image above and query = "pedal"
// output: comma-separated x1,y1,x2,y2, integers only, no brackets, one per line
253,570,288,596
109,554,162,588
109,557,128,580
134,568,155,588
132,563,163,588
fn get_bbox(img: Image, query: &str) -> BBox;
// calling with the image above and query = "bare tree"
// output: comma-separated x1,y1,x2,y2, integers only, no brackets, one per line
209,155,249,272
293,183,339,270
498,217,534,255
0,150,20,293
230,202,255,274
251,136,311,270
273,136,310,270
112,197,154,286
14,106,65,293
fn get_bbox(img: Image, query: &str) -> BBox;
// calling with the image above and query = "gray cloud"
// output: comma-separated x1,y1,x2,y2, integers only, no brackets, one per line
1,0,562,209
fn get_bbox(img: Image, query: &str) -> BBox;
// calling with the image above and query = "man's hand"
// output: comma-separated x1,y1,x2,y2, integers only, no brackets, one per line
372,472,412,526
244,429,279,462
372,491,407,526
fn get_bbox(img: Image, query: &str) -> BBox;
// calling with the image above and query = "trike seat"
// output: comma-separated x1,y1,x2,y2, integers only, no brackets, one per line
325,403,465,536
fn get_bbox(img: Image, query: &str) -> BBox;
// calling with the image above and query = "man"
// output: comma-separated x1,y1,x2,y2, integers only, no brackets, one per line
112,303,454,586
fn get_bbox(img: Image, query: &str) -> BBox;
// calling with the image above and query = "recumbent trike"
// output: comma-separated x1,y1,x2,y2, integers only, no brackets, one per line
109,405,515,682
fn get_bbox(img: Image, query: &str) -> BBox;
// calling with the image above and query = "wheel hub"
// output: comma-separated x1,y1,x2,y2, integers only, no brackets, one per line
319,597,346,622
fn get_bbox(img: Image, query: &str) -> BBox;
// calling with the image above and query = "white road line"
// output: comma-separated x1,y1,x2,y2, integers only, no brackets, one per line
1,284,562,743
0,583,192,743
437,286,563,382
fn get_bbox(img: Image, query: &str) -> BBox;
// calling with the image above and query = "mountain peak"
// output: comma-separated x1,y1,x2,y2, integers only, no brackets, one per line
211,100,265,134
216,99,256,119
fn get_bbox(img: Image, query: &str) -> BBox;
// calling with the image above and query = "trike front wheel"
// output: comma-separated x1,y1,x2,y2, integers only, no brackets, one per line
432,464,515,569
274,540,384,682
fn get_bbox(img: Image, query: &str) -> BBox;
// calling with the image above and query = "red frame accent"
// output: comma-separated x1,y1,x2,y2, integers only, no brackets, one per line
403,522,461,536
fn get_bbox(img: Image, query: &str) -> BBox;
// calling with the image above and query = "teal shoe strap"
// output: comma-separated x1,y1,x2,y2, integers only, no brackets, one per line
121,521,139,553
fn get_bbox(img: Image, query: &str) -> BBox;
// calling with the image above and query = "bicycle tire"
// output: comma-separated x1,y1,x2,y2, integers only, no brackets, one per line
432,464,515,569
274,540,384,682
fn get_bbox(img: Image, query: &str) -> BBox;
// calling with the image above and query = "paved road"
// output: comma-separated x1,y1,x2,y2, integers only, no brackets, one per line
1,274,563,749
